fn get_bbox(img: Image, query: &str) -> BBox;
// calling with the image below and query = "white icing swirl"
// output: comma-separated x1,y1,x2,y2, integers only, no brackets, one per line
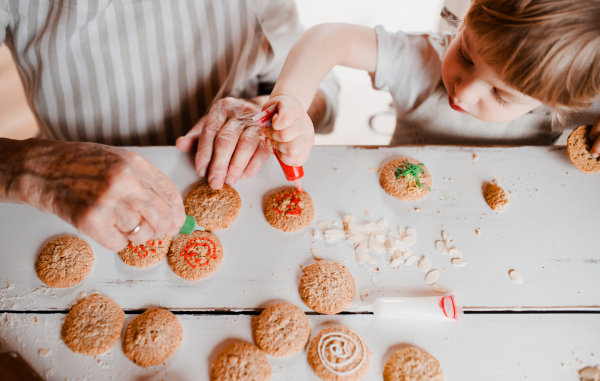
317,329,366,376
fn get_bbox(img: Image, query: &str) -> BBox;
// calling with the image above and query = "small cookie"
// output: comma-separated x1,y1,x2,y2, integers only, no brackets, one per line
484,181,509,211
118,234,174,268
35,236,94,288
168,231,223,281
61,294,124,356
211,341,272,381
307,325,370,381
383,346,443,381
567,125,600,174
264,188,315,232
299,261,356,315
122,308,183,367
252,302,311,357
380,158,432,201
184,183,242,231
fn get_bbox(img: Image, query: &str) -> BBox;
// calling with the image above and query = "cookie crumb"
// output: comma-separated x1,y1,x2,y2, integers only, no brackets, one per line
476,228,481,235
437,211,442,215
473,154,479,160
365,211,371,215
38,349,51,358
484,182,509,212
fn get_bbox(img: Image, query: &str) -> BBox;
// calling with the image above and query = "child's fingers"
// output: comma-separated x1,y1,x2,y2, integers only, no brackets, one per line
262,121,303,143
271,98,303,131
591,116,600,158
591,135,600,158
589,116,600,141
267,135,312,158
276,149,311,167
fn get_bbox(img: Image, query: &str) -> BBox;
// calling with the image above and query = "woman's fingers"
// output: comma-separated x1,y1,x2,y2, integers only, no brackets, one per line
239,140,272,180
225,125,262,185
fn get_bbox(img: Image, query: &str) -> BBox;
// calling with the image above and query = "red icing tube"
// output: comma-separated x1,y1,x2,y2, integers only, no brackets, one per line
253,104,304,192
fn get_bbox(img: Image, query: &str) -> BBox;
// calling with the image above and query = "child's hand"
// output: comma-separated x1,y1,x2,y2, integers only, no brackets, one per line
590,116,600,158
262,93,315,166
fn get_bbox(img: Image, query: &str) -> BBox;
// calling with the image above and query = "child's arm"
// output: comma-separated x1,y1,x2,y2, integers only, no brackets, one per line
262,23,377,165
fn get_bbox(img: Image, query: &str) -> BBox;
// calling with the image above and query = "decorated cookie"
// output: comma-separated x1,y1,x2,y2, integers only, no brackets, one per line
118,234,174,268
307,325,370,381
211,341,272,381
168,231,223,281
61,294,124,356
184,183,242,231
122,308,183,367
380,158,432,201
484,181,509,211
567,125,600,174
383,346,444,381
35,236,94,288
252,302,311,357
299,261,356,315
264,188,315,232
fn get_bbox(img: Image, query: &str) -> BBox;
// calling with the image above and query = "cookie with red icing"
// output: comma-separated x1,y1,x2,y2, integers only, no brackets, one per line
167,231,223,281
119,234,174,268
264,188,315,232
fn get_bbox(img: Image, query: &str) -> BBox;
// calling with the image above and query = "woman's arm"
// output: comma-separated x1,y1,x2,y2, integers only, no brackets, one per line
0,138,185,251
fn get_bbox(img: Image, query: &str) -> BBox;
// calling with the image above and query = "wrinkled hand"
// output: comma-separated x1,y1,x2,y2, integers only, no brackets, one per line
176,97,272,189
589,116,600,158
262,93,315,167
5,140,185,251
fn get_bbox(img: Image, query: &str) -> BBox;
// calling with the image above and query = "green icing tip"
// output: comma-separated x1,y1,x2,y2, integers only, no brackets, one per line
179,214,206,235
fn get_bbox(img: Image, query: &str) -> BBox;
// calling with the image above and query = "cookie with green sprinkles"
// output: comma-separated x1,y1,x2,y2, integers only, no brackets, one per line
380,158,432,201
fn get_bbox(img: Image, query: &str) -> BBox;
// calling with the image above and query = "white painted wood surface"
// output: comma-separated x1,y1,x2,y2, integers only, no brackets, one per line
0,312,598,380
1,146,598,311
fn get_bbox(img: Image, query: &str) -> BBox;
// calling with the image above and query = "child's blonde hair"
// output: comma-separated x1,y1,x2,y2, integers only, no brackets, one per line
462,0,600,118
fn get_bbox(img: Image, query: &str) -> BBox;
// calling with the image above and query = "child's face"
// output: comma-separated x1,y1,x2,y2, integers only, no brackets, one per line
441,28,542,123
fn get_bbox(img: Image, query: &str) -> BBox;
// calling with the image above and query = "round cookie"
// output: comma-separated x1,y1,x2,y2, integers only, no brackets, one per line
167,231,223,281
211,341,272,381
264,188,315,232
184,183,242,231
567,125,600,174
298,261,356,315
61,294,124,356
119,234,174,268
380,158,432,201
122,308,183,367
383,346,444,381
252,302,311,357
307,325,370,381
35,236,94,288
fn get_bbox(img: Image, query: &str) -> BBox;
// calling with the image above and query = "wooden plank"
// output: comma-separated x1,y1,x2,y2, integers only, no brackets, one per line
0,312,597,380
0,146,598,311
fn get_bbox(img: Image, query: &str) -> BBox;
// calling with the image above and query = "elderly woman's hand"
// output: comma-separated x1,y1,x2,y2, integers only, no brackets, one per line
176,97,272,190
0,139,186,251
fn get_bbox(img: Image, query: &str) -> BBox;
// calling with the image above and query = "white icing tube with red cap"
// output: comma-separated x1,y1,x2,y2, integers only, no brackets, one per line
372,295,460,322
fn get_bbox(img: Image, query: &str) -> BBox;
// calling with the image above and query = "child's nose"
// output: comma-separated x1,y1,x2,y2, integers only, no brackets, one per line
455,78,480,105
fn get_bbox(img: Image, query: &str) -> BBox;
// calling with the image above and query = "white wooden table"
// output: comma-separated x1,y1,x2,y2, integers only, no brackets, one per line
1,146,598,380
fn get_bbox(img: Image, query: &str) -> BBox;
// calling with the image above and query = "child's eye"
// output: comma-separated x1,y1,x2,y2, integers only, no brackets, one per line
457,46,473,66
493,88,510,108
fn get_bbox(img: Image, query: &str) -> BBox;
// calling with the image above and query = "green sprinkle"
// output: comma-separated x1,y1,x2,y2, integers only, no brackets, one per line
395,161,431,191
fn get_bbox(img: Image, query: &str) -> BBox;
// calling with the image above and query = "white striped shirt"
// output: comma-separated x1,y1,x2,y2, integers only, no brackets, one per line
0,0,338,145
